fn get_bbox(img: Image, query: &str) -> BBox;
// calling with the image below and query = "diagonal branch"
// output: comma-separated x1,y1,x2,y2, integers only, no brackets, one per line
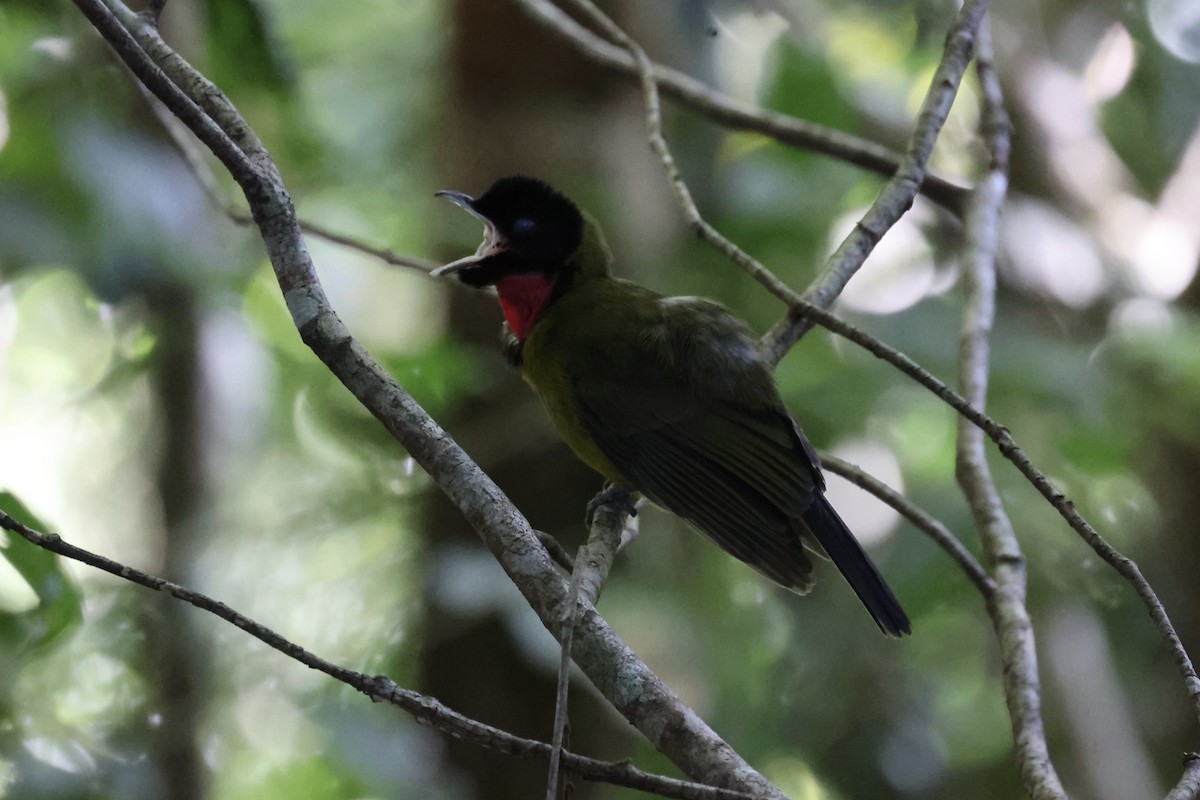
139,82,439,275
761,0,991,361
0,510,752,800
549,500,638,799
510,0,969,216
820,454,994,596
69,2,788,796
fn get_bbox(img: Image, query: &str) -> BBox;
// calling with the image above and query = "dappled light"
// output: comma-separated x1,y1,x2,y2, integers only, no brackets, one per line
2,0,1199,798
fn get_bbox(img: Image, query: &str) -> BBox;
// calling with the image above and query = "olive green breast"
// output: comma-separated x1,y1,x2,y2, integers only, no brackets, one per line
519,277,652,484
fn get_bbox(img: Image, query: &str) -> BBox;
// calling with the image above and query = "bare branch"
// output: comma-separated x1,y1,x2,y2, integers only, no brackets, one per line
954,21,1066,800
547,548,585,800
70,3,789,796
1166,755,1200,800
0,510,753,800
296,218,440,273
761,0,992,361
820,453,994,596
509,0,969,216
140,81,439,275
549,498,635,799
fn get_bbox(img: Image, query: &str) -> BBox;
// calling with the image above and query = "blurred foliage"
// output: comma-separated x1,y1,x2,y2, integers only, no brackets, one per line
1,0,1199,799
0,494,83,653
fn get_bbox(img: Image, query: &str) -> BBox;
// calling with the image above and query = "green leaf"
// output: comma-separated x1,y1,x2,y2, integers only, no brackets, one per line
0,492,84,652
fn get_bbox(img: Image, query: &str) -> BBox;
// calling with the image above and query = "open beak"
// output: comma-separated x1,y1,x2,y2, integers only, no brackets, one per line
432,190,507,278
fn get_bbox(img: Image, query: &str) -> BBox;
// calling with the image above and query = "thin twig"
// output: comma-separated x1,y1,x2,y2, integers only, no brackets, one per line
547,547,586,800
140,82,438,275
548,501,632,799
0,510,750,800
820,454,994,596
955,21,1066,800
297,219,439,273
509,0,970,216
761,0,992,361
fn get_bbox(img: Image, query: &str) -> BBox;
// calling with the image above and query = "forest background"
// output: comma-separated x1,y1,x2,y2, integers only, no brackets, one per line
2,0,1200,798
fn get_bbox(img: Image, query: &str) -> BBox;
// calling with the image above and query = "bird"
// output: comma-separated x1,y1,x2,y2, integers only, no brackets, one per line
433,175,911,637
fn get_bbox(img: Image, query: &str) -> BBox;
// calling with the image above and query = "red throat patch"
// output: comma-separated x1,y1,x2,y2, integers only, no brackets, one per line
495,273,557,340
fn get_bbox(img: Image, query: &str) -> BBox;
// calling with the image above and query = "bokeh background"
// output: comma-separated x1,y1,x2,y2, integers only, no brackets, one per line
2,0,1199,798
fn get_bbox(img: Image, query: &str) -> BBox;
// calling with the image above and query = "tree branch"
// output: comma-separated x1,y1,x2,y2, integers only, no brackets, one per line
550,500,638,799
760,0,991,361
70,2,788,796
820,454,994,596
140,82,439,275
0,510,752,800
954,22,1066,800
509,0,969,217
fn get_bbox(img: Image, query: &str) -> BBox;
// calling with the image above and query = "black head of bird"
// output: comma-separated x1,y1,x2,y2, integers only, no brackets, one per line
433,177,602,340
435,175,911,637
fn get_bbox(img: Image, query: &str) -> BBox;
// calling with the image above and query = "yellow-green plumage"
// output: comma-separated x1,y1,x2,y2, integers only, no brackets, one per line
519,216,630,484
436,176,910,637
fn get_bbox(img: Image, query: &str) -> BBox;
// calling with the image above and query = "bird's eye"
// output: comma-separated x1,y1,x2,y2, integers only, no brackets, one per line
512,217,536,236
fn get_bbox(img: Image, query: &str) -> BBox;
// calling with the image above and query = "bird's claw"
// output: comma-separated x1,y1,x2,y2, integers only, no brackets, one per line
585,484,638,529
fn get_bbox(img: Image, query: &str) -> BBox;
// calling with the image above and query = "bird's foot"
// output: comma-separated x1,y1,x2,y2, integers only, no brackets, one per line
585,483,638,529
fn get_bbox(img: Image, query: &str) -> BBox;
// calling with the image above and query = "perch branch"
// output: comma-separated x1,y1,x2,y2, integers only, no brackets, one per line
70,2,788,796
548,501,633,799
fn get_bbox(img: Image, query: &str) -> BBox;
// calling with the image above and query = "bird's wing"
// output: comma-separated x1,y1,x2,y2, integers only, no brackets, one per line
569,297,824,591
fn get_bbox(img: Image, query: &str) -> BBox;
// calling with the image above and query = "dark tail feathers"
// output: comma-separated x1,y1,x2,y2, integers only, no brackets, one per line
802,494,911,637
